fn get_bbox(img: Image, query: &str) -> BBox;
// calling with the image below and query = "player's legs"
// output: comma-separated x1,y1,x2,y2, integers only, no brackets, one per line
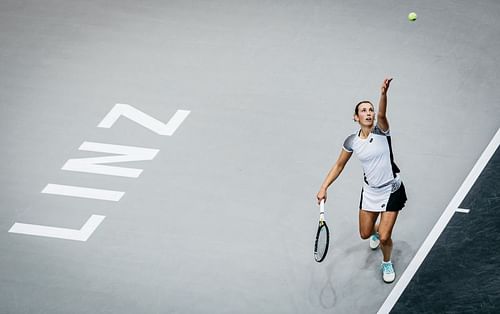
358,209,379,239
378,211,399,262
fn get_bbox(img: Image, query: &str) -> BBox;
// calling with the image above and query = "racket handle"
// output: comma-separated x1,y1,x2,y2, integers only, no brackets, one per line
319,199,325,214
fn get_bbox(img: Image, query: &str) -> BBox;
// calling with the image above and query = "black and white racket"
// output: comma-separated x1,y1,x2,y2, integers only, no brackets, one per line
314,199,330,263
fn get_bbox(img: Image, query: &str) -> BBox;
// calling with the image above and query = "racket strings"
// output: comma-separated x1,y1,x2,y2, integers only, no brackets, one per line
315,224,329,262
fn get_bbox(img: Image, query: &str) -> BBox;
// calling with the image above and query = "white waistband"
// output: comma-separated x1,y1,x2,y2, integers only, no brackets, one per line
368,174,401,192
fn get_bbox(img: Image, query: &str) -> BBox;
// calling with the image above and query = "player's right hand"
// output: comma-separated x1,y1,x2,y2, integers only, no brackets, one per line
316,189,327,205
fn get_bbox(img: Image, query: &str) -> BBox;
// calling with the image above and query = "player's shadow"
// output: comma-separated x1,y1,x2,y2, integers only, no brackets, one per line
342,241,379,270
389,240,413,266
343,239,413,270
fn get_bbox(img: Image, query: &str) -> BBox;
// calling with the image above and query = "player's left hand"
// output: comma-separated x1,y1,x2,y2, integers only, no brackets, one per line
381,78,393,95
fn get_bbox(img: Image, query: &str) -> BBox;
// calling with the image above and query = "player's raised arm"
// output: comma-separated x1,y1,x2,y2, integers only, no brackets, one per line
377,78,392,132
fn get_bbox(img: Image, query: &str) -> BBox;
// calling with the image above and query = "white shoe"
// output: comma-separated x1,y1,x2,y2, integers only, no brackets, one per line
382,261,396,283
369,232,380,250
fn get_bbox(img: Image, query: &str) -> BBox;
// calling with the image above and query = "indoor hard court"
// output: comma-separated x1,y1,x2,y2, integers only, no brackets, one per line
1,1,499,313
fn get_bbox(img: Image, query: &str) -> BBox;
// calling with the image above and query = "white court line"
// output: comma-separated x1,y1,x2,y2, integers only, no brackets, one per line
42,184,124,201
9,215,105,241
378,127,500,314
98,104,190,136
455,208,470,214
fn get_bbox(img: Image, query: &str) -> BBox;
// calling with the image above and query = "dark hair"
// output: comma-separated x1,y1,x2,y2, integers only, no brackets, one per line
354,100,374,115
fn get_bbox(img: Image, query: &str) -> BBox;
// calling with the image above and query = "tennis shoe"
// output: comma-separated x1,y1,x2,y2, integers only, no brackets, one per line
382,261,395,283
369,232,380,250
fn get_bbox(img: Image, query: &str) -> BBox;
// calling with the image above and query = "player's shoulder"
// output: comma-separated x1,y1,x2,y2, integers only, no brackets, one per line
342,133,357,152
344,132,357,141
372,123,390,136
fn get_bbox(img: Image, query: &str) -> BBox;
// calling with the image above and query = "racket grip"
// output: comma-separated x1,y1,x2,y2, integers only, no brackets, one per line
319,199,325,214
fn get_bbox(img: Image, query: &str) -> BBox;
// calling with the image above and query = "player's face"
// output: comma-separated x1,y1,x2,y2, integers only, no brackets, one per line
355,103,375,126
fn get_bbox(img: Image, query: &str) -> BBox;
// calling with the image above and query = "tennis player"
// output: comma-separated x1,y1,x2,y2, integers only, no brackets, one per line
316,78,407,283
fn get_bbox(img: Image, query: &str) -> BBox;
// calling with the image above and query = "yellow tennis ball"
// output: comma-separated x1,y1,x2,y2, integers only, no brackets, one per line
408,12,417,21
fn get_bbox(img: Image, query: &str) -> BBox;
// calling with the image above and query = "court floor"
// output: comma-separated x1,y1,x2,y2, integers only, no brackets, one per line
391,145,499,313
1,1,499,313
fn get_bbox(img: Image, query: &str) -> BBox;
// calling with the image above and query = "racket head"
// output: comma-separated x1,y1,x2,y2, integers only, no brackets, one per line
314,220,330,263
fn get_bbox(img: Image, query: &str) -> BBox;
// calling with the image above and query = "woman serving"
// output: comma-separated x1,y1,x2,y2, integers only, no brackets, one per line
316,78,407,283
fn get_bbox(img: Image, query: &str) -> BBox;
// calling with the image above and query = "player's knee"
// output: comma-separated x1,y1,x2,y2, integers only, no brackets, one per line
360,230,371,240
379,234,391,245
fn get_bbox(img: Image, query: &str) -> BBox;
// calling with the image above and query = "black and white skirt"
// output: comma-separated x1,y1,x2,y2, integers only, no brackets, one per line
359,174,407,212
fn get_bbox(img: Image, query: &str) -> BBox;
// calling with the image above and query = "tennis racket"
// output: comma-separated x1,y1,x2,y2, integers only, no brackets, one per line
314,199,330,263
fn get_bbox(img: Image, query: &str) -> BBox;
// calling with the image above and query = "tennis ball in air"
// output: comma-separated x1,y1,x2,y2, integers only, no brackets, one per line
408,12,417,21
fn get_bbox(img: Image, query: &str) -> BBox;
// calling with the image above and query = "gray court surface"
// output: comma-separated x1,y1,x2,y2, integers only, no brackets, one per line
1,1,499,313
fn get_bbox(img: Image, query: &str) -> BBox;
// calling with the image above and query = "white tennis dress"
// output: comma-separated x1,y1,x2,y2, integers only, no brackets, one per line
343,124,404,212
